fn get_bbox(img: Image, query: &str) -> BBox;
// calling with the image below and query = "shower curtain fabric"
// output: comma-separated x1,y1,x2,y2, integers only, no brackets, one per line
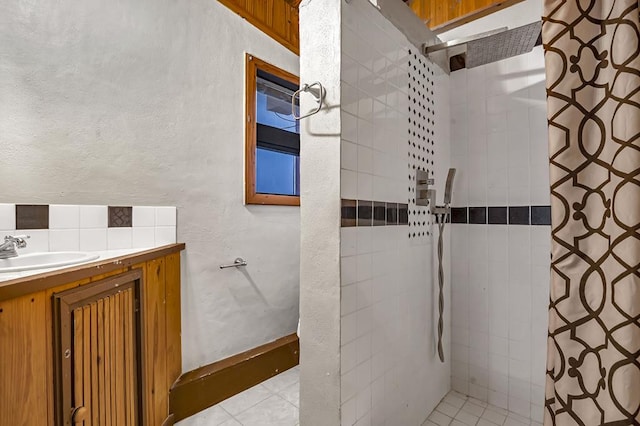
542,0,640,425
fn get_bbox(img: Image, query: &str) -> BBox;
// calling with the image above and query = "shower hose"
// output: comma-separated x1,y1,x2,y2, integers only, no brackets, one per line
435,212,448,363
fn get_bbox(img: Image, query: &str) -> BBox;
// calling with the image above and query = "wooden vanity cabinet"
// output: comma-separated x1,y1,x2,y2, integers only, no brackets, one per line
0,245,183,426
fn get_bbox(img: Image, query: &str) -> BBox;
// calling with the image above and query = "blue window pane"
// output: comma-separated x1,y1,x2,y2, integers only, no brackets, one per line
256,148,300,196
256,78,300,134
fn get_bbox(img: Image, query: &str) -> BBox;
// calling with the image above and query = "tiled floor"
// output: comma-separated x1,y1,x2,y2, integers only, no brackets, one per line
423,391,543,426
184,366,300,426
187,369,543,426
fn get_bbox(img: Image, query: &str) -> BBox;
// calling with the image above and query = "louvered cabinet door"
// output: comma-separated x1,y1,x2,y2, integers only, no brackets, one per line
53,270,142,426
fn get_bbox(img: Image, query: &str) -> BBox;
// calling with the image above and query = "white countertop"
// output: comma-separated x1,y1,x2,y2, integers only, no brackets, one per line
0,248,153,283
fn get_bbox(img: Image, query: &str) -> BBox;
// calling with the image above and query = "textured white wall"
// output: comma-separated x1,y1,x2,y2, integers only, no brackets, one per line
298,0,343,424
0,0,300,373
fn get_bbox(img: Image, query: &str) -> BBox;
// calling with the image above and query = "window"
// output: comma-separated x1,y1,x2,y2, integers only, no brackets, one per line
245,54,300,206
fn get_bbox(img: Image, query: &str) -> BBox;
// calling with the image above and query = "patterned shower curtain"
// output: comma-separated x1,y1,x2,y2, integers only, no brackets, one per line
542,0,640,425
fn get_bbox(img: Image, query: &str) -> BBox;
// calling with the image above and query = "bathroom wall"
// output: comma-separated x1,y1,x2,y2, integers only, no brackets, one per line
443,1,551,422
301,0,450,425
299,0,451,423
340,1,451,424
0,0,301,378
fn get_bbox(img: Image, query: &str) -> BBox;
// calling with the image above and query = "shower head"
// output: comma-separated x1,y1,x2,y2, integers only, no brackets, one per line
443,168,456,205
465,21,541,68
423,21,542,71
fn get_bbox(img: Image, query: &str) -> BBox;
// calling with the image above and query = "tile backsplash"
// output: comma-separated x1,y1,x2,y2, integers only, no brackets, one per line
0,204,177,252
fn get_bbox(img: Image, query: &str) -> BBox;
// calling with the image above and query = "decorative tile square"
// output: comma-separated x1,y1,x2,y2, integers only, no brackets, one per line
342,199,357,227
108,206,133,227
16,205,49,229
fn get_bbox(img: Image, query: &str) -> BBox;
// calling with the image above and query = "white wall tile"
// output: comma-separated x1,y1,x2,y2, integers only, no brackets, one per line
20,230,49,253
132,227,155,249
0,204,15,230
49,204,80,229
107,227,133,250
133,206,156,227
155,207,176,226
79,229,107,251
49,229,80,251
79,205,107,228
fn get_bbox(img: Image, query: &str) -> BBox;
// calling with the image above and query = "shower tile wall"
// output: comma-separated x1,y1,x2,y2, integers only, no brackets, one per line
448,47,550,423
339,1,451,425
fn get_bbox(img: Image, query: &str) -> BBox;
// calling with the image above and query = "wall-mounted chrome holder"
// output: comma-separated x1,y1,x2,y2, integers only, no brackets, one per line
415,169,453,221
219,257,248,269
416,169,435,208
292,82,325,120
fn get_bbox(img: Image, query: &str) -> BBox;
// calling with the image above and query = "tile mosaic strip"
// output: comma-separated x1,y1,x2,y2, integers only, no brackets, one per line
449,206,552,225
469,207,487,224
16,205,49,230
509,206,530,225
108,206,133,227
451,207,467,224
531,205,551,226
488,207,507,224
341,199,408,227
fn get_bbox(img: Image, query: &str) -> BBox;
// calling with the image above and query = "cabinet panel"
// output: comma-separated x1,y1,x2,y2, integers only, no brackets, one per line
53,270,142,426
0,292,48,425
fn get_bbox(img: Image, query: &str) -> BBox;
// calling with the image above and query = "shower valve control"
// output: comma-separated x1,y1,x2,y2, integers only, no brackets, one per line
415,169,435,207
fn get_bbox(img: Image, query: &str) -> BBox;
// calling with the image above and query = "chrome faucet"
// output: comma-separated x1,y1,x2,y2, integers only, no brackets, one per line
0,235,30,259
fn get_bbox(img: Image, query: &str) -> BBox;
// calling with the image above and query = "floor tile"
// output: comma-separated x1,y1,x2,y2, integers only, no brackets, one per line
477,420,496,426
262,368,300,393
444,393,467,409
436,401,461,418
455,410,479,425
503,417,528,426
279,382,300,408
481,408,506,425
428,410,453,426
462,401,485,417
235,395,299,426
218,419,242,426
183,404,233,425
219,384,273,416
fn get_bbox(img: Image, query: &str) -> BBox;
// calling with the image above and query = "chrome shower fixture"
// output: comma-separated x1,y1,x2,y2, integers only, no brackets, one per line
415,168,456,215
416,168,456,363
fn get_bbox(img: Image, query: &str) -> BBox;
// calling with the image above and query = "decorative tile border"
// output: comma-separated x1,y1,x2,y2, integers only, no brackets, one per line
0,203,177,252
341,199,408,227
451,206,551,225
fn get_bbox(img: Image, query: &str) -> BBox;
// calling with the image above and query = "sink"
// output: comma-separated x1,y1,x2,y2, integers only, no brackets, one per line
0,252,100,273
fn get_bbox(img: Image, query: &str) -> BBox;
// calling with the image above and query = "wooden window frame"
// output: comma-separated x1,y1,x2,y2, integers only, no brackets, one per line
245,53,301,206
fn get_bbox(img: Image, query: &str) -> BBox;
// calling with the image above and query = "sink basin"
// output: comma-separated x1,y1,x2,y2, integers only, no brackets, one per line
0,252,100,273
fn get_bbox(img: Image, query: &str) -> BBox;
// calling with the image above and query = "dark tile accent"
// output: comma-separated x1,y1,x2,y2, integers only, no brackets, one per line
488,207,508,225
451,207,467,224
108,206,133,227
531,206,551,225
341,199,356,227
15,204,49,229
398,204,409,225
386,203,398,225
357,200,373,227
468,207,487,224
373,202,386,226
509,206,530,225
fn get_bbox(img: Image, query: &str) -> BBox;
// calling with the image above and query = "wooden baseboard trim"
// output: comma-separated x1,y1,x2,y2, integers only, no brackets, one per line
169,333,299,423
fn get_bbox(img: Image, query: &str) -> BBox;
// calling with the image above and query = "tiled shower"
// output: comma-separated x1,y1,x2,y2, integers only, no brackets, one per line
299,0,551,424
448,45,550,422
338,1,451,425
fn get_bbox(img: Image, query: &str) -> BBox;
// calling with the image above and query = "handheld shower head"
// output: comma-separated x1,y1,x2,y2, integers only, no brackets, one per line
443,168,456,205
